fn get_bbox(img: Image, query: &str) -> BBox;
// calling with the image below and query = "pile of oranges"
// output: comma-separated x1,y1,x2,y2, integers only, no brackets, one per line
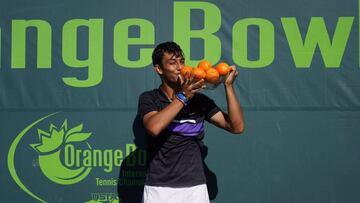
180,60,234,84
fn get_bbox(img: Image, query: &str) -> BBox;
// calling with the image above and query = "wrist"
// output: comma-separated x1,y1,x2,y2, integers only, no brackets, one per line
224,83,234,89
175,91,188,106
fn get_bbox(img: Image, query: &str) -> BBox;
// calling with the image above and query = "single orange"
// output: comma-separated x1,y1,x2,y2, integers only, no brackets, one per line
181,66,193,76
206,68,220,83
197,60,212,71
215,62,230,75
192,68,206,80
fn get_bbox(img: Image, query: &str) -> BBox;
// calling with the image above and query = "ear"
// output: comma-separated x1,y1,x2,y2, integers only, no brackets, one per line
154,64,163,75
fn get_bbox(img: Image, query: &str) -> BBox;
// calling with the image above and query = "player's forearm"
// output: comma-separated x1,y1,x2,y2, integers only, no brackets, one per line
145,99,184,137
225,84,245,133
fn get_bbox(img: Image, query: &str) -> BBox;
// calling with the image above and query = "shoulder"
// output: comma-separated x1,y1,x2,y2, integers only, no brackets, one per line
189,92,220,119
139,89,159,100
137,89,161,116
188,92,217,109
192,92,213,103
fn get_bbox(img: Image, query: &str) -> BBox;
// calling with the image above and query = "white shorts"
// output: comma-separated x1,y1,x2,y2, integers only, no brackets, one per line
142,184,210,203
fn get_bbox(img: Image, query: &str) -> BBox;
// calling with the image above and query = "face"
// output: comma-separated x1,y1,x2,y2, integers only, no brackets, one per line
156,52,185,84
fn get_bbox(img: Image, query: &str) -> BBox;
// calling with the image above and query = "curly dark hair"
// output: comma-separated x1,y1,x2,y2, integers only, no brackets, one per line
152,41,184,67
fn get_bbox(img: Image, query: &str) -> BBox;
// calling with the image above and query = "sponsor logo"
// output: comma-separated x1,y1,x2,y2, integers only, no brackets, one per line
7,112,143,202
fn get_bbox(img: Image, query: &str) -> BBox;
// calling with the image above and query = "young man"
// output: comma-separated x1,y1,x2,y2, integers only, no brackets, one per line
138,42,244,203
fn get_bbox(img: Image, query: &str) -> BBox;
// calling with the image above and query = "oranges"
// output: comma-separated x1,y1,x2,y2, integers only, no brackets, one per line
215,62,230,75
181,66,193,76
205,68,219,83
197,60,212,71
180,60,235,84
192,68,206,80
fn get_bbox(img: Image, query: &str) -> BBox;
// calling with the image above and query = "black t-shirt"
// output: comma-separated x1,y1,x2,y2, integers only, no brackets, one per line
137,87,220,187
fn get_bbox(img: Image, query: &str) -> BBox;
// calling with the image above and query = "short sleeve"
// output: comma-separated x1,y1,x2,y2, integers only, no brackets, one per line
137,91,158,119
204,98,221,121
194,93,221,121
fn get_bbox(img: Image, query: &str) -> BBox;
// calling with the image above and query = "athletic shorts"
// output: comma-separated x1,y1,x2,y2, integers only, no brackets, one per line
142,184,210,203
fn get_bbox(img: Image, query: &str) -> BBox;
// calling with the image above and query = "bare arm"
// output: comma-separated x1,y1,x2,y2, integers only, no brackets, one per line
143,99,185,137
143,78,205,137
209,67,245,134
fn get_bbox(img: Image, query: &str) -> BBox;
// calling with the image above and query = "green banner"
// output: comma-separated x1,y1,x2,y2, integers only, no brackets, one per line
1,0,359,202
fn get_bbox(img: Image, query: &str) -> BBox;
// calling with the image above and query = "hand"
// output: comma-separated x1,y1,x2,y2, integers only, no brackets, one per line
224,65,239,86
179,74,205,99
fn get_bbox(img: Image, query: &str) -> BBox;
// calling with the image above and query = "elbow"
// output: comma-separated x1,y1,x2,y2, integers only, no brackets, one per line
230,125,245,134
143,119,163,137
146,127,162,137
232,129,244,134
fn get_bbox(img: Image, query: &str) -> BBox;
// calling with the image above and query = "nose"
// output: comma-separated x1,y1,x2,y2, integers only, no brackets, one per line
176,62,183,71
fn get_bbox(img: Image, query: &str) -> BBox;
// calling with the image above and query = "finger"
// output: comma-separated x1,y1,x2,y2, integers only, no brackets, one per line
192,79,205,89
226,70,239,83
191,88,203,93
193,82,206,90
229,69,237,77
192,78,204,85
223,71,231,82
179,74,184,85
192,83,204,90
185,72,191,80
189,75,195,83
184,74,192,86
230,70,238,78
192,84,206,92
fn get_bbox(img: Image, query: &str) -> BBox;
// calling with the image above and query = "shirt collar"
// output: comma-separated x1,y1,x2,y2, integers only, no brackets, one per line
156,86,172,103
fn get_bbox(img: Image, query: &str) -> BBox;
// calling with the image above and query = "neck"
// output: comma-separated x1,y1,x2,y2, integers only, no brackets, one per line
160,82,181,100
